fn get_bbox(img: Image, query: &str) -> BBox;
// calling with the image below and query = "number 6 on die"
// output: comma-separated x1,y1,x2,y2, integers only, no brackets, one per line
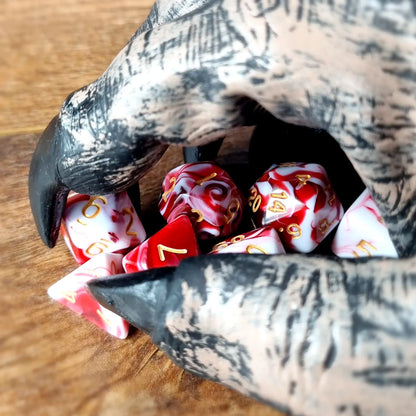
60,190,146,264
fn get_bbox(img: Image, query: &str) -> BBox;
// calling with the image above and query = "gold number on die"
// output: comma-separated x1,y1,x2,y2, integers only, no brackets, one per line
231,235,245,243
96,309,112,326
212,234,245,252
86,239,110,256
318,218,331,235
223,199,240,224
195,172,217,186
121,207,138,236
246,244,268,254
353,240,377,257
157,244,188,261
162,177,177,202
296,174,311,187
191,209,204,223
268,191,287,213
82,196,107,219
248,188,262,213
212,241,228,251
285,223,302,239
60,291,77,304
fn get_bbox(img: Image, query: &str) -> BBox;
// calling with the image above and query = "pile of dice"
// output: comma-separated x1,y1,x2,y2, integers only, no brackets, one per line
47,160,398,339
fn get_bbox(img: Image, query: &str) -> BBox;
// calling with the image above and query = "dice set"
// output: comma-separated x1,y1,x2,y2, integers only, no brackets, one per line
48,162,245,337
48,159,397,338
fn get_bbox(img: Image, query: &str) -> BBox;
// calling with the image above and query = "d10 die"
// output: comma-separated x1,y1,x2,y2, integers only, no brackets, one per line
210,226,286,255
158,162,245,240
61,190,146,264
331,188,398,258
249,162,344,253
47,253,129,339
122,215,200,273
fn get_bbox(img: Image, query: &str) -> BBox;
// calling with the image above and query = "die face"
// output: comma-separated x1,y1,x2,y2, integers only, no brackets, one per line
209,226,286,255
122,215,200,273
61,190,146,264
158,162,246,240
249,163,344,253
331,188,398,258
47,253,129,339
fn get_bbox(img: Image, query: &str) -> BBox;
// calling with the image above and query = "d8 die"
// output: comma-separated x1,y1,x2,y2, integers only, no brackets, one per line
122,215,200,273
61,190,146,264
47,253,129,339
210,226,286,255
331,188,398,258
158,162,245,240
249,162,344,253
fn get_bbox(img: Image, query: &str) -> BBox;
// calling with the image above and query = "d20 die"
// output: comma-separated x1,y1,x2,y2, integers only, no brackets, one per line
331,188,398,258
158,162,245,240
209,226,286,255
122,215,200,273
61,190,146,264
47,253,129,339
249,162,344,253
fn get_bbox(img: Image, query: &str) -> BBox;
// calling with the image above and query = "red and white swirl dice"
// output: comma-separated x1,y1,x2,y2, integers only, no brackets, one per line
158,162,246,240
249,163,344,253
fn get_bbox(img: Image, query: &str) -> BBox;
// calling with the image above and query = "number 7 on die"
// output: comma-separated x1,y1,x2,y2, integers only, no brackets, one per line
122,215,200,273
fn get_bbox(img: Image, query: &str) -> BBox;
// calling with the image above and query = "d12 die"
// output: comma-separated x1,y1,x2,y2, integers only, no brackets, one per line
47,253,129,339
61,190,146,264
249,163,344,253
158,162,245,240
331,188,398,258
210,226,286,255
122,215,200,273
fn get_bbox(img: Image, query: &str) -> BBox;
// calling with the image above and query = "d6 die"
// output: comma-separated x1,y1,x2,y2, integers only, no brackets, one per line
122,215,200,273
249,163,344,253
331,188,398,258
61,190,146,264
47,253,129,339
210,226,286,255
158,162,245,240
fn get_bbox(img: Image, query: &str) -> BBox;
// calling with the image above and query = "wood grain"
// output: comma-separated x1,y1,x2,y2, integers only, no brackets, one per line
0,0,153,135
0,1,281,415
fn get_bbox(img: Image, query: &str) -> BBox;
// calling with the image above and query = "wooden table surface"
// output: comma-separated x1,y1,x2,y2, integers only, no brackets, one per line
0,1,281,415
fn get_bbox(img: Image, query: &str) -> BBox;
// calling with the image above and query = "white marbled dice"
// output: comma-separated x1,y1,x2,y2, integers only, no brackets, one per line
47,253,130,339
331,188,398,258
209,226,286,255
61,190,146,264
